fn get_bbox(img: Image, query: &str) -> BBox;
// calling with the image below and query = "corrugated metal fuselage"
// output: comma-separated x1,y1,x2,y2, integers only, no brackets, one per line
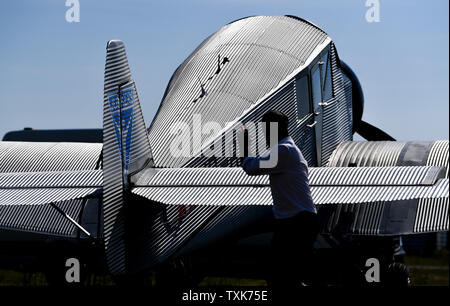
126,16,355,273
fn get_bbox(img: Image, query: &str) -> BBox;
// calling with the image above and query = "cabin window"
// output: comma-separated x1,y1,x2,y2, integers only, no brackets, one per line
321,52,333,101
311,66,322,110
296,75,310,119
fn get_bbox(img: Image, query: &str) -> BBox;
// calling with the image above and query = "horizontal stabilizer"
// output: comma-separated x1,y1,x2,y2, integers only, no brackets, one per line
0,170,102,189
0,170,101,237
0,170,102,206
0,199,88,238
0,187,98,206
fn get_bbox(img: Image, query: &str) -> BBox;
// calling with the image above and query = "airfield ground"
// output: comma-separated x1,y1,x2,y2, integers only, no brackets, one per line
0,251,448,286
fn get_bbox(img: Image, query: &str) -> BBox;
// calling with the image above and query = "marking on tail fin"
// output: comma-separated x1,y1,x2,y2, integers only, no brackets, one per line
107,82,137,183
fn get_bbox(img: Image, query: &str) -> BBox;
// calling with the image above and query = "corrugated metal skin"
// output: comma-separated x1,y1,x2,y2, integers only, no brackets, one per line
0,142,102,172
0,187,97,206
320,43,353,166
427,141,449,177
165,77,317,268
133,178,448,206
135,166,441,187
132,166,448,213
312,179,447,204
341,72,353,126
326,141,405,167
130,204,220,270
184,80,312,167
415,197,448,232
135,16,335,269
321,141,405,234
134,186,272,206
136,167,267,186
320,202,385,235
171,39,352,254
133,15,445,265
132,78,315,270
0,145,101,238
148,16,329,168
102,40,153,274
0,170,102,188
0,170,102,226
0,199,84,237
323,140,449,235
102,40,130,274
138,76,316,270
132,141,448,242
415,140,449,233
310,166,439,186
178,205,272,256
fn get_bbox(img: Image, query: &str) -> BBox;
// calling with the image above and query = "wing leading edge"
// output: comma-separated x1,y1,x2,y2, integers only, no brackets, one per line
131,166,447,205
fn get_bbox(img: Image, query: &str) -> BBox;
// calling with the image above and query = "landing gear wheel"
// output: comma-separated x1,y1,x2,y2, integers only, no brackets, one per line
384,262,410,287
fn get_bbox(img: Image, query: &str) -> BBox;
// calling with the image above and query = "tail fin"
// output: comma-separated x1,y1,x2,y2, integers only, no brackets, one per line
102,40,152,274
104,40,153,182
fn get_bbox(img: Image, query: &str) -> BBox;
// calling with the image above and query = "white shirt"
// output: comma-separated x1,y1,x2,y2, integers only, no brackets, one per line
242,136,316,219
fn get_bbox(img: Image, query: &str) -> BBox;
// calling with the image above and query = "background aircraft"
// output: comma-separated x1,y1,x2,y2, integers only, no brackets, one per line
0,15,448,286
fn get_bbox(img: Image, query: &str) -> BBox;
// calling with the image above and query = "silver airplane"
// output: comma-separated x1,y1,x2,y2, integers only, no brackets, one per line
0,15,448,286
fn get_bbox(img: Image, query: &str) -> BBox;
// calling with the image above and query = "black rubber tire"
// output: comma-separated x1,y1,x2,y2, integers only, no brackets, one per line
384,262,411,287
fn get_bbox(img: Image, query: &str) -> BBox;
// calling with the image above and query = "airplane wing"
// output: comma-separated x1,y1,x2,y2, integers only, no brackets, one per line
0,170,102,237
132,166,447,205
131,166,448,235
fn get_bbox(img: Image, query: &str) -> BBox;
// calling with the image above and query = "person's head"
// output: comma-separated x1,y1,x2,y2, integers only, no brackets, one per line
261,110,289,147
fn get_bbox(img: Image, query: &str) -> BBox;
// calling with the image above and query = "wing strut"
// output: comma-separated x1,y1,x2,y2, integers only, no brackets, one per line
49,202,95,241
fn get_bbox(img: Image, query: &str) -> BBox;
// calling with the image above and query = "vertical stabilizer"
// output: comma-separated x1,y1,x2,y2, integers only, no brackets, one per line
102,40,152,274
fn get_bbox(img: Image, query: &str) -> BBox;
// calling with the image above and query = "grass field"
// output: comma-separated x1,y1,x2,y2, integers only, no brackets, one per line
405,251,449,286
0,251,448,286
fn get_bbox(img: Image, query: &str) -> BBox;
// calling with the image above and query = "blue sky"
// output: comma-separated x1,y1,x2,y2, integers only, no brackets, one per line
0,0,448,141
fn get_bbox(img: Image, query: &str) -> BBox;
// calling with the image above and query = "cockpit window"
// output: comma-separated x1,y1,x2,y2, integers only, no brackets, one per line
296,75,310,119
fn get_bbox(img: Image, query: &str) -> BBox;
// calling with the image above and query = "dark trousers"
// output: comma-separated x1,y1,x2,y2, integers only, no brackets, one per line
270,210,318,287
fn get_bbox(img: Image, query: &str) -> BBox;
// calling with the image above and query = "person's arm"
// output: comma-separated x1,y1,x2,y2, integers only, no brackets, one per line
242,145,288,176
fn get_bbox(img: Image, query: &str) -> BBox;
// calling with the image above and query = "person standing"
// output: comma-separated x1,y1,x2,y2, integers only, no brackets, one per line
241,110,318,287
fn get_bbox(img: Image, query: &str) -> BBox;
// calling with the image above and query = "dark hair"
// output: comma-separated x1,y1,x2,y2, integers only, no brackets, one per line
261,110,289,139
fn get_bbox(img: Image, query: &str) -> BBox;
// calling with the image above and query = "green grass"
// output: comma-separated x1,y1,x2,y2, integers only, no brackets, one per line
0,270,48,286
405,250,449,286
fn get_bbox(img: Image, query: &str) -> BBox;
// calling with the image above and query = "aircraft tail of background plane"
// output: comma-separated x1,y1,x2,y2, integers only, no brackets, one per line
102,40,152,274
